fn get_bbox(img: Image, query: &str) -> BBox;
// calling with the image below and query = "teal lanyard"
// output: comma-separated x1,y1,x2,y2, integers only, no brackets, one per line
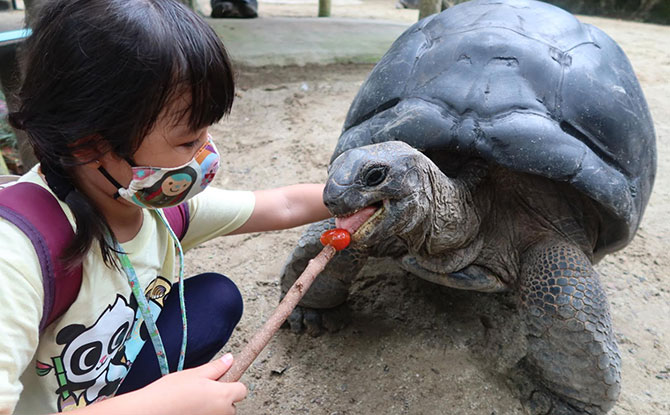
114,209,187,376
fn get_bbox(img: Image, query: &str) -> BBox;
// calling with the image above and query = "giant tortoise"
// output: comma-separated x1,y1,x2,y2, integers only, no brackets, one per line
280,0,657,413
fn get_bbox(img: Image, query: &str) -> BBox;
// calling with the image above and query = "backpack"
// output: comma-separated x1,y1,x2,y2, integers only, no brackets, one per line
0,178,190,332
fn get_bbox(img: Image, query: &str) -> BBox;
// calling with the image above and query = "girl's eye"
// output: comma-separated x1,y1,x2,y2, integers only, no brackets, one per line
178,129,207,149
181,139,200,148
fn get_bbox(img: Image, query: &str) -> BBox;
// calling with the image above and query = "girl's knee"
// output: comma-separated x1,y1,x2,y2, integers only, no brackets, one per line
216,274,243,325
189,272,243,324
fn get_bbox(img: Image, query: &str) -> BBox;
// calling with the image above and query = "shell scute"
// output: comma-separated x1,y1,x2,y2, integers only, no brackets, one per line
336,0,656,257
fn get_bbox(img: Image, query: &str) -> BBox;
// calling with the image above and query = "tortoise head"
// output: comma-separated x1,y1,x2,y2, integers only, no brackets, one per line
324,141,481,251
324,141,430,246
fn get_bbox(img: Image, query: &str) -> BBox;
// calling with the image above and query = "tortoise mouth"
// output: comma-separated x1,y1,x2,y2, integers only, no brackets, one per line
352,204,386,241
335,201,386,241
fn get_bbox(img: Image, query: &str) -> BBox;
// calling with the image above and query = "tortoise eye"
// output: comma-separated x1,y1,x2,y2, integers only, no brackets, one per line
363,165,388,187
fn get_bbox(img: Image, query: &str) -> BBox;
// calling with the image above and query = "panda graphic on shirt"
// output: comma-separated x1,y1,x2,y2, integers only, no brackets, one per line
35,277,172,411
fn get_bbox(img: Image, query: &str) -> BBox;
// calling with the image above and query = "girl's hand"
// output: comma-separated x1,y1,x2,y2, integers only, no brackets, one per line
142,353,247,415
72,353,247,415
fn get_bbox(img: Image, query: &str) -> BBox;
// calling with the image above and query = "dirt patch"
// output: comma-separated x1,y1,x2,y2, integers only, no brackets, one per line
184,9,670,415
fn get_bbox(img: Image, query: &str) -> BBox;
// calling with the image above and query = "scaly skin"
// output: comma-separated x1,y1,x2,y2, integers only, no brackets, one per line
518,240,621,414
279,141,621,413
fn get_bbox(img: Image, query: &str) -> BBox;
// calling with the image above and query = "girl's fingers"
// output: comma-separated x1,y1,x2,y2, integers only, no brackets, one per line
191,353,235,380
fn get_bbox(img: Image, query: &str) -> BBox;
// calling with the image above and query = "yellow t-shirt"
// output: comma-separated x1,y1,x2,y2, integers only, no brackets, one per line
0,166,255,414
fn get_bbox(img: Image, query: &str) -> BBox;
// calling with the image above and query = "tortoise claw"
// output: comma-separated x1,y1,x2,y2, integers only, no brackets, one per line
283,305,351,337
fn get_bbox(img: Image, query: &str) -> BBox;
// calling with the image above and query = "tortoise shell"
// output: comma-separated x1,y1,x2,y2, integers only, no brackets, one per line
333,0,657,258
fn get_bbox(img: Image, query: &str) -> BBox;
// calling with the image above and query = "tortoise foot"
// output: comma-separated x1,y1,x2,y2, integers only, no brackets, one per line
525,388,602,415
284,304,351,337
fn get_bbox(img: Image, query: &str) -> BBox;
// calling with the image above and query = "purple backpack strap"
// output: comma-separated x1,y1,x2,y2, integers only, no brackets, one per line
0,182,82,332
0,183,189,333
163,202,190,241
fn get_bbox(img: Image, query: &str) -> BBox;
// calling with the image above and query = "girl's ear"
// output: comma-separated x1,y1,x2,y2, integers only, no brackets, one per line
70,134,110,167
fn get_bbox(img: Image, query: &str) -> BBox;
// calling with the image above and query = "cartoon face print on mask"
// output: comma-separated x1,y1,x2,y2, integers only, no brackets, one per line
161,173,193,196
134,166,197,207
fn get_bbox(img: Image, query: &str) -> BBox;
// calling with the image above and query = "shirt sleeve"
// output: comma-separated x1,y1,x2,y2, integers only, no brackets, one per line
0,219,44,414
180,186,255,251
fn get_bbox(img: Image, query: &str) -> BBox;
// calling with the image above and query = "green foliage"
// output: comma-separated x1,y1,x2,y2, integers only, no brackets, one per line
441,0,670,24
0,120,14,148
544,0,670,24
646,0,670,24
0,91,16,149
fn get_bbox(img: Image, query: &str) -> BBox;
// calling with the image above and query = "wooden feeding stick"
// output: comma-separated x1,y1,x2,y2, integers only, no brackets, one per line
218,244,337,382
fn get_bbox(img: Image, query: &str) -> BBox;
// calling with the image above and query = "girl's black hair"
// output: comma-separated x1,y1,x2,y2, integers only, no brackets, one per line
8,0,235,269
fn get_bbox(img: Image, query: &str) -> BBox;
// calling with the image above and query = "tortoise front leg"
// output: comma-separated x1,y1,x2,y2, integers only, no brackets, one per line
279,218,369,335
518,239,621,414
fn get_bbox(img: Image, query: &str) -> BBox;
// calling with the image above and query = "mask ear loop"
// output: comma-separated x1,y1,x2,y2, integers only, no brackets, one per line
97,166,124,199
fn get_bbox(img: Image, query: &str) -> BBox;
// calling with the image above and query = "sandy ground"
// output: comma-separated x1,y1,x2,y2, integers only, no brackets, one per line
184,2,670,414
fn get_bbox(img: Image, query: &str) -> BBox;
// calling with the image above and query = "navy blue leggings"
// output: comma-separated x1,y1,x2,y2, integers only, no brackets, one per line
116,272,243,394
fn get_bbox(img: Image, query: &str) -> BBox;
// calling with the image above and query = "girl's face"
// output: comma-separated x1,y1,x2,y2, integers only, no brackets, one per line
132,94,209,168
99,94,209,192
132,121,209,168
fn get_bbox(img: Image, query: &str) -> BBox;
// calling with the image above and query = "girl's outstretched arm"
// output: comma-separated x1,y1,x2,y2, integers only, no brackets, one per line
228,184,331,234
51,354,246,415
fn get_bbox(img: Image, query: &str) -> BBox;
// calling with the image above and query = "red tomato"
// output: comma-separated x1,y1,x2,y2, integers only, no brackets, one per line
320,228,351,251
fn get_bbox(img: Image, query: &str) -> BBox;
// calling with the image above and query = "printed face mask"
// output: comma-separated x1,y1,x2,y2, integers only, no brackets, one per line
99,135,220,209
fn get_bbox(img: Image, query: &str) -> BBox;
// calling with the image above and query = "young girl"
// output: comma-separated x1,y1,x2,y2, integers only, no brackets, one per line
0,0,331,413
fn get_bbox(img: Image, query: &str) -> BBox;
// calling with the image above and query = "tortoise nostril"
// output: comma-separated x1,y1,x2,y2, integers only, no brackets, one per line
363,165,388,187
